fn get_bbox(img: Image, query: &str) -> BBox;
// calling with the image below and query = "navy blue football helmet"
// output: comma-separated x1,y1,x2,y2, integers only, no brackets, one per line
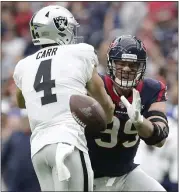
107,35,147,89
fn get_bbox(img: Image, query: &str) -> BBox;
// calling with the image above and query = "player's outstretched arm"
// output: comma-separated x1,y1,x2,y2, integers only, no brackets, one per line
141,101,168,147
121,89,168,148
86,68,115,124
16,87,26,109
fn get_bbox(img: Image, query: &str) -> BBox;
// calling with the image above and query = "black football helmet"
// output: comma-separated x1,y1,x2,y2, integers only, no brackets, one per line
107,35,147,89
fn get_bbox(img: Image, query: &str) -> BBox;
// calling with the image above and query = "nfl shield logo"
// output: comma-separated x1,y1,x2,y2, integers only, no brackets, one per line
119,101,125,109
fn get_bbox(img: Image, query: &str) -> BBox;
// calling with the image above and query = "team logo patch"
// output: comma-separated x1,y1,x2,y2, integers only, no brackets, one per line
109,41,117,49
53,16,68,32
108,39,118,53
121,54,137,61
119,101,125,109
79,107,92,117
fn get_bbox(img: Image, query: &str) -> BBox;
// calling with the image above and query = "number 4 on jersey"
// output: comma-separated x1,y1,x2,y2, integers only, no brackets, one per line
34,59,57,105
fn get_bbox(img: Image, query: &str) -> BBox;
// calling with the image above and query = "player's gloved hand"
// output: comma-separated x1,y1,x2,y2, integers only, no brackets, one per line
121,89,143,124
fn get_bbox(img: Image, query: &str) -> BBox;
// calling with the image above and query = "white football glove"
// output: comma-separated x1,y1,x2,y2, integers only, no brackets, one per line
121,89,143,124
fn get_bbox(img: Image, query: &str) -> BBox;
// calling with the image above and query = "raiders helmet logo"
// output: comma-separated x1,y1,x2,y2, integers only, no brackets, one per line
53,16,68,32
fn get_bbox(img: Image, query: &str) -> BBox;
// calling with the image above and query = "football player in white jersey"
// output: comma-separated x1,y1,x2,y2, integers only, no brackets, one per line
13,5,114,191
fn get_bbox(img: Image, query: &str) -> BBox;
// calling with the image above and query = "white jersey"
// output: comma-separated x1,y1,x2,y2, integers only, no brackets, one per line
13,43,98,157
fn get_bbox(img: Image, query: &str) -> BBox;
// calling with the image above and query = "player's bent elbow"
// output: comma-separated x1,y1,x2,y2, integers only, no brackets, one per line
17,98,26,109
16,89,26,109
18,103,26,109
154,139,166,148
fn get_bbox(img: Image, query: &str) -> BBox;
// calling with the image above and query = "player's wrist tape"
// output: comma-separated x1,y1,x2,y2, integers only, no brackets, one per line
140,122,169,145
145,110,168,121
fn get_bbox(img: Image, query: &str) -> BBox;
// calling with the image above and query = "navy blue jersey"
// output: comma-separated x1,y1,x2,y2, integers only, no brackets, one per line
86,75,167,178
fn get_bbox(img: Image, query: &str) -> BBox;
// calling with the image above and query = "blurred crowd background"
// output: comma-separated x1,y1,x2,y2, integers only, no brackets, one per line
1,1,178,192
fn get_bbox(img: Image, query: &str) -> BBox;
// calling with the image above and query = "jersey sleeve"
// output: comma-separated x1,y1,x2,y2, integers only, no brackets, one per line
86,50,99,82
151,80,167,103
142,78,167,108
13,61,23,90
81,44,99,82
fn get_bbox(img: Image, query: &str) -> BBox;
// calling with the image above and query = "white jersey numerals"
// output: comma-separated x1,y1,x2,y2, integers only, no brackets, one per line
95,116,120,148
123,119,139,147
34,59,57,105
95,116,139,148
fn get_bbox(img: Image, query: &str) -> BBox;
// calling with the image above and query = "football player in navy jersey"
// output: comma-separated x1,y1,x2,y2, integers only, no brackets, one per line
86,35,169,191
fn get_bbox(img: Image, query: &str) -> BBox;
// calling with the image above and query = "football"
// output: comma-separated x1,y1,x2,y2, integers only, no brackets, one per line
70,94,107,134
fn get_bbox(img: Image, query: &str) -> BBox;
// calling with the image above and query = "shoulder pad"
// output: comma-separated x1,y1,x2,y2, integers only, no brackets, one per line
76,43,95,52
143,78,161,91
15,58,25,69
142,77,167,105
18,55,31,65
